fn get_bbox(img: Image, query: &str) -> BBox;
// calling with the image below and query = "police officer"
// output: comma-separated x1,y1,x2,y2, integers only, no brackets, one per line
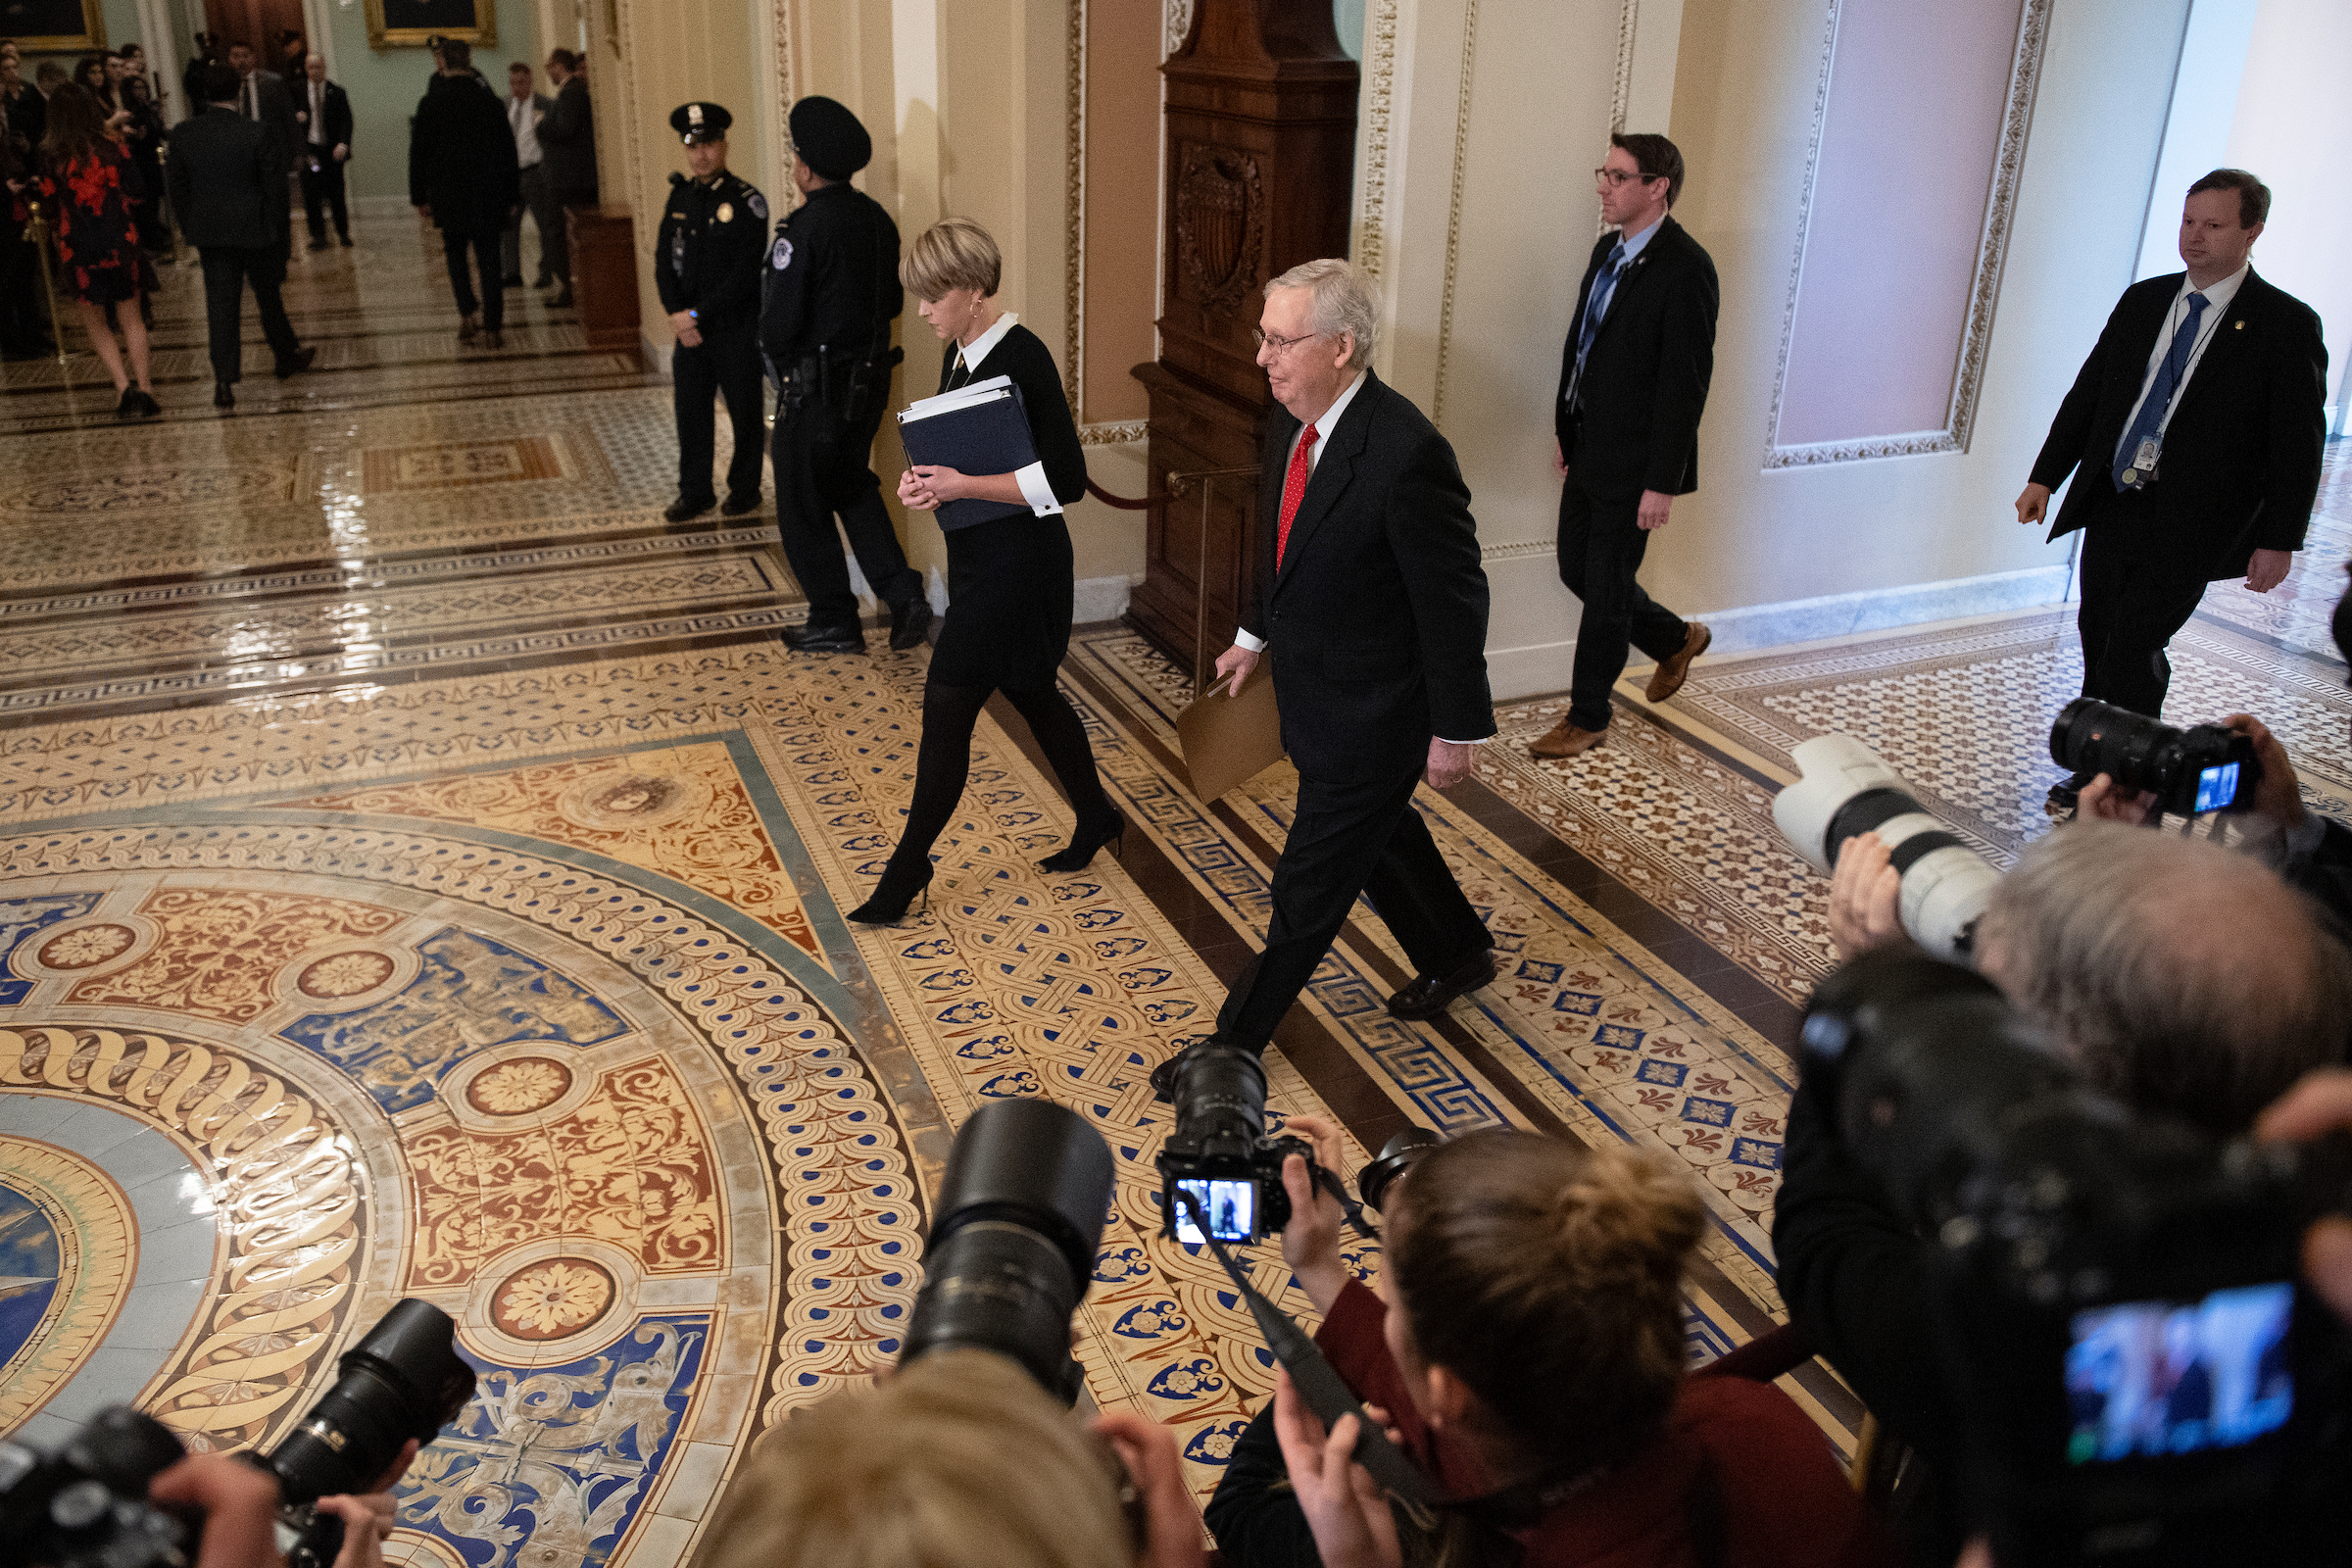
658,102,770,523
760,95,930,654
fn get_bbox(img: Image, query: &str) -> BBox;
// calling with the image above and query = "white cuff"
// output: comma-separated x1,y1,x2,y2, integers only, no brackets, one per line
1233,627,1266,653
1014,461,1062,516
1436,736,1489,746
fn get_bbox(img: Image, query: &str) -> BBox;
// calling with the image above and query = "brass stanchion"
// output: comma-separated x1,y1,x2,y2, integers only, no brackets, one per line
158,137,182,268
23,198,70,368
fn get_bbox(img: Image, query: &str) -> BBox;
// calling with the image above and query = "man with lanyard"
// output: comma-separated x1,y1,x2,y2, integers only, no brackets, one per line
656,102,769,524
758,95,930,655
2018,169,2326,810
501,62,553,287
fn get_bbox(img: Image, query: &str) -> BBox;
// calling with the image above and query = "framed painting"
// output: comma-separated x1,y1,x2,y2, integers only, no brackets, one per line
364,0,496,49
0,0,107,52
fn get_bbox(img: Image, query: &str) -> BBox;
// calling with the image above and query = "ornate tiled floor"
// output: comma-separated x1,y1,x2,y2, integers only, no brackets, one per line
4,205,2347,1568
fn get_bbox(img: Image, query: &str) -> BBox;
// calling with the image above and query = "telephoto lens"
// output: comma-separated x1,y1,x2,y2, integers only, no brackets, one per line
1356,1128,1439,1215
2048,698,2259,816
899,1099,1117,1404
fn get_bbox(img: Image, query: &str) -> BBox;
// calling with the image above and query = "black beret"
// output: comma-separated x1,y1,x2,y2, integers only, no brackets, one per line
788,95,870,179
670,101,731,144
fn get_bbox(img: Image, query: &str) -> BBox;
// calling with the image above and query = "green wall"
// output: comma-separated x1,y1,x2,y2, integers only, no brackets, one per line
318,2,544,200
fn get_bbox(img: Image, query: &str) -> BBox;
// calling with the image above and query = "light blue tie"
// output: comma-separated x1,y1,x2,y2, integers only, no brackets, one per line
1567,241,1628,410
2112,291,2208,491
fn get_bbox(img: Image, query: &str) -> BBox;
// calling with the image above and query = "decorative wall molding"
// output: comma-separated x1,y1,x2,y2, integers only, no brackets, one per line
1351,0,1401,280
1761,0,2051,470
1480,537,1554,564
1427,0,1482,428
773,0,798,156
1610,0,1640,133
1080,420,1151,446
1063,0,1088,415
1163,0,1194,60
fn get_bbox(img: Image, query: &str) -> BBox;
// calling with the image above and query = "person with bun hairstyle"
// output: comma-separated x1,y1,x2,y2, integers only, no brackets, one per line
1268,1119,1893,1568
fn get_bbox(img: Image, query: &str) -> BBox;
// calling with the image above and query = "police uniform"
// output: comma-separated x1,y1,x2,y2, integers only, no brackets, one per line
658,102,769,520
760,95,927,653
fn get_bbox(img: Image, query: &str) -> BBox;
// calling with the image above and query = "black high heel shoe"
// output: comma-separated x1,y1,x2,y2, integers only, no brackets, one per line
846,858,934,924
1037,810,1126,874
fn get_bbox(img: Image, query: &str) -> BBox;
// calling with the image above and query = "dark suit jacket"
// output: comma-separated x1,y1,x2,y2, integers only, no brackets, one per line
295,78,353,160
409,74,519,235
240,71,301,172
166,106,281,248
2029,268,2327,580
1553,215,1719,502
538,75,596,199
1242,370,1495,785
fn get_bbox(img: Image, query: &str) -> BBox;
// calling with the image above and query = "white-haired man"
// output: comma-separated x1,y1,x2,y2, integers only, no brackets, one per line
1152,260,1498,1095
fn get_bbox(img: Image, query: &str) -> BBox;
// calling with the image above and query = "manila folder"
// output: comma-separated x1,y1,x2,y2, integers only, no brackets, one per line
1176,654,1285,802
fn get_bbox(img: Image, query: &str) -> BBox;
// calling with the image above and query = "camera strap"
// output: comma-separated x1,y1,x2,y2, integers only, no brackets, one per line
1173,1189,1439,1522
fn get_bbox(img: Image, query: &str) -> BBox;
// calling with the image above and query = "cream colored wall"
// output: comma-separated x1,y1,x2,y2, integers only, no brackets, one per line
2226,0,2352,414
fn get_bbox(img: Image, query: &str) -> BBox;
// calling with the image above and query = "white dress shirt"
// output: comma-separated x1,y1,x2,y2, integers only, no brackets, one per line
2122,263,2247,445
951,312,1058,515
306,79,324,145
510,92,542,168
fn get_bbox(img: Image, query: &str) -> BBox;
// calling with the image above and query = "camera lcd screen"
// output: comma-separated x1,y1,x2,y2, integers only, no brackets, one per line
2193,761,2242,814
1173,1179,1254,1245
2065,1282,2293,1464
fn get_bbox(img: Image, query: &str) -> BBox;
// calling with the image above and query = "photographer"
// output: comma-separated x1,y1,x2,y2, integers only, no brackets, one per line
1261,1117,1891,1568
2258,1067,2352,1327
1791,823,2352,1561
695,1348,1201,1568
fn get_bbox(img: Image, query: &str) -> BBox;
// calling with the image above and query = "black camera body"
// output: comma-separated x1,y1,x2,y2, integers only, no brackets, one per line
1802,952,2352,1566
899,1097,1116,1404
2050,698,2261,817
1154,1044,1310,1247
0,1300,474,1568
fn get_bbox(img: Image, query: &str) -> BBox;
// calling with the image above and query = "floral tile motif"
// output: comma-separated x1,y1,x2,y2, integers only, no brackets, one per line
66,888,406,1023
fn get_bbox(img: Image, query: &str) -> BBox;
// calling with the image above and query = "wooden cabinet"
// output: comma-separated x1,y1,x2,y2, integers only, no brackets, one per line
1126,0,1358,674
567,206,641,353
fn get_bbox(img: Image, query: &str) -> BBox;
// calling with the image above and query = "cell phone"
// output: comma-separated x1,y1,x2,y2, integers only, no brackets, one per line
2193,760,2243,815
1172,1178,1255,1245
2064,1281,2294,1465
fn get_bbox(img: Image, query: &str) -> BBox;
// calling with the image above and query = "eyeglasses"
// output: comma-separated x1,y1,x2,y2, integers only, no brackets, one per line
1251,327,1320,355
1593,167,1664,188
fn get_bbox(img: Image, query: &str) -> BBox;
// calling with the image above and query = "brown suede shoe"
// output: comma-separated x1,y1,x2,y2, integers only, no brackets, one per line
1529,720,1606,759
1644,621,1713,704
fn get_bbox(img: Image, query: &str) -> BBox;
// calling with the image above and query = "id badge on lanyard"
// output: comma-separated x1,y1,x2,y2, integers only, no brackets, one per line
2120,436,2160,488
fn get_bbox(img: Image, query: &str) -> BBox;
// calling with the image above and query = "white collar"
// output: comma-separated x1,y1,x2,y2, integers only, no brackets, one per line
2179,263,2249,314
1298,368,1368,439
956,310,1018,373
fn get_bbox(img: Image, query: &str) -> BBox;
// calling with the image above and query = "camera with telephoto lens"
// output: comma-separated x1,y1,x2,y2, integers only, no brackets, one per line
2049,699,2261,817
0,1299,475,1568
1153,1043,1315,1248
1356,1128,1440,1216
1800,950,2352,1567
1772,734,2002,961
900,1098,1116,1404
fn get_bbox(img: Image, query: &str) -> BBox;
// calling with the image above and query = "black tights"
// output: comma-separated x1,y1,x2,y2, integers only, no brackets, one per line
880,679,1115,881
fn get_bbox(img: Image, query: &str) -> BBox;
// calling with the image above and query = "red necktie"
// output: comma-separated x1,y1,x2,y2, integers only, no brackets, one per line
1276,422,1317,568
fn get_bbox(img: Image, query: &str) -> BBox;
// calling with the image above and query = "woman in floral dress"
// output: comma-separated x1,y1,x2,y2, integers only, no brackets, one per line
36,83,160,416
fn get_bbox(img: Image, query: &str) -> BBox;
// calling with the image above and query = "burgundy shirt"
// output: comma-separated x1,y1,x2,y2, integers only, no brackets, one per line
1314,1280,1898,1568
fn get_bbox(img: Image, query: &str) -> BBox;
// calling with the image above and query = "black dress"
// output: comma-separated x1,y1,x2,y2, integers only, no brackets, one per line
38,145,159,305
926,321,1091,688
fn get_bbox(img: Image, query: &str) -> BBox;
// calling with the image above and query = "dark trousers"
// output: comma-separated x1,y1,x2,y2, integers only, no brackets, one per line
1557,479,1689,732
544,186,593,284
772,391,921,624
2075,509,2212,720
0,230,49,355
299,155,348,240
876,679,1114,884
441,229,503,329
505,165,560,281
673,327,766,506
197,245,301,384
1214,761,1491,1053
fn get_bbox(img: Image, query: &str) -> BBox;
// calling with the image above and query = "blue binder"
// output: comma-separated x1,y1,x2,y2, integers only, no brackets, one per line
896,376,1041,532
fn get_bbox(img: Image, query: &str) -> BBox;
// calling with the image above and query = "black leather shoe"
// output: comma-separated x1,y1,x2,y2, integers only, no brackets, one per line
2046,770,2095,812
548,288,574,309
663,497,713,524
501,272,524,287
1038,810,1124,874
1387,949,1498,1021
781,620,865,654
131,390,162,418
339,234,354,248
116,387,140,418
719,492,762,516
274,346,316,379
846,859,934,924
307,238,330,252
888,595,934,651
214,381,235,410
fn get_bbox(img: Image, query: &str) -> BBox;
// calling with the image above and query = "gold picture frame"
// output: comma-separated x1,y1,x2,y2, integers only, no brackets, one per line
5,0,107,53
364,0,498,50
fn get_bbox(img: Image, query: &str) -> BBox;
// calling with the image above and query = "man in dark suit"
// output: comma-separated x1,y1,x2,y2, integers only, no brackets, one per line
167,63,315,410
1530,132,1719,761
294,52,353,250
2020,169,2327,808
537,48,596,308
225,38,299,259
1151,259,1498,1095
409,40,520,348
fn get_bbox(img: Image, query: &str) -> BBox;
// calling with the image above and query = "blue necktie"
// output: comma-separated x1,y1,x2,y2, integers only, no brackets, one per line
1567,242,1628,410
2112,291,2208,491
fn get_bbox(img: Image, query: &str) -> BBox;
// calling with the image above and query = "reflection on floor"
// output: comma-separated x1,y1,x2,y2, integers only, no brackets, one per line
2,205,2347,1567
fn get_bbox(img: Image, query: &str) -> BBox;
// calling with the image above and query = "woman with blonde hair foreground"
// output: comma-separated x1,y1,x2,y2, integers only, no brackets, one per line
698,1348,1202,1568
1269,1122,1893,1567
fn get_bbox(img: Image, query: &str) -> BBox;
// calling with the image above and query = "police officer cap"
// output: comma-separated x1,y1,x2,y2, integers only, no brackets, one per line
788,96,871,179
670,102,731,144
